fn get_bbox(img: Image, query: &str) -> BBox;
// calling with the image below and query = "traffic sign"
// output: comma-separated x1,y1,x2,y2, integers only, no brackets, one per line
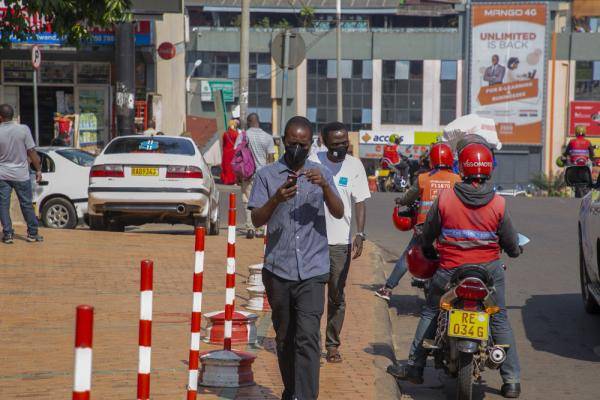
200,79,235,103
157,42,176,60
271,32,306,70
31,45,42,69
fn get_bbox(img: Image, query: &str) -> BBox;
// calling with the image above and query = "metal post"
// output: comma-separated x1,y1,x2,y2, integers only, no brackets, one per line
336,0,343,122
239,0,250,129
115,22,136,136
33,70,39,144
279,30,291,138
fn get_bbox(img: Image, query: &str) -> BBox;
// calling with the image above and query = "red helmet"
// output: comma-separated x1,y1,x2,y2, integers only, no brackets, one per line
458,143,494,180
429,143,454,169
392,206,414,231
406,245,439,280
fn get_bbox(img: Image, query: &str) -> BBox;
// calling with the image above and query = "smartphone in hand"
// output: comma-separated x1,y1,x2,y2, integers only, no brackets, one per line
286,174,298,187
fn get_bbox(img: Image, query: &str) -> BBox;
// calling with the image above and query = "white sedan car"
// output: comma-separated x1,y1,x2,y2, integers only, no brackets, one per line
87,135,220,233
32,147,94,229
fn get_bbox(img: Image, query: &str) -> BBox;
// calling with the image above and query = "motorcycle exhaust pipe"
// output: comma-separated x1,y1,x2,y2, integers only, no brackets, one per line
486,346,507,369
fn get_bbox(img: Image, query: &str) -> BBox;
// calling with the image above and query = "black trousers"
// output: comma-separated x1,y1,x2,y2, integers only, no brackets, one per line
262,268,328,400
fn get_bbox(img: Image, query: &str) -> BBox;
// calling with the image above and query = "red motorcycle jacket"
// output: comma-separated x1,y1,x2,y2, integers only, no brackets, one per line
566,137,594,164
421,182,520,269
383,144,400,165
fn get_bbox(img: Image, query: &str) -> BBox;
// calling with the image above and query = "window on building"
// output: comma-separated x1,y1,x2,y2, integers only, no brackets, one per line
381,60,423,125
440,60,457,125
187,51,273,130
575,61,600,100
306,59,372,133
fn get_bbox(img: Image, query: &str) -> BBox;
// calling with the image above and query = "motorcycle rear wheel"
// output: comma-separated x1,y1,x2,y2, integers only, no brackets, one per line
456,352,474,400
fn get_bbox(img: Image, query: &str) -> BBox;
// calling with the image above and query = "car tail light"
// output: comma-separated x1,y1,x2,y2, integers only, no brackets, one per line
90,164,124,178
166,165,203,179
455,278,489,300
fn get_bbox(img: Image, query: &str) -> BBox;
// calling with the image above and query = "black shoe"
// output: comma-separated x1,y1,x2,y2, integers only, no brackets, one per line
2,234,14,244
26,234,44,243
246,229,255,239
501,383,521,398
386,363,424,384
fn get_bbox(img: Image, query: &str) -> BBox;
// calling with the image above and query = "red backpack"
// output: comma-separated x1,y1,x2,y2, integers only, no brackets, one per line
231,131,256,180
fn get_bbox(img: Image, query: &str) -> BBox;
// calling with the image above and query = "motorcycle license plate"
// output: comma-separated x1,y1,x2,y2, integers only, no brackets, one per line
448,310,489,341
378,169,390,177
132,167,159,176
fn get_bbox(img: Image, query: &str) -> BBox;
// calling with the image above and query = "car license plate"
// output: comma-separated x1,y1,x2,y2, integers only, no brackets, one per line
378,169,390,177
131,167,158,177
448,310,489,340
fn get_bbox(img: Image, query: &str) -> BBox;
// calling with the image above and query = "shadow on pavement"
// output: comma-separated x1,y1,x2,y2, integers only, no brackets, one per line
518,293,600,362
198,384,280,399
364,341,397,363
388,293,425,317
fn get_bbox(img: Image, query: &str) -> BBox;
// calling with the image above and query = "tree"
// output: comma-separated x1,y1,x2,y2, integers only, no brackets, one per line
0,0,131,48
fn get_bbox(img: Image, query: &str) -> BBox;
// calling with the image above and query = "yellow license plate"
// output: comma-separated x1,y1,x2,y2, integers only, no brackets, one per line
131,167,158,176
378,169,390,177
448,310,489,340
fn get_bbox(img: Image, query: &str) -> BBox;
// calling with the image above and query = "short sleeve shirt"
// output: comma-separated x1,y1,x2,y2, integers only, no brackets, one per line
0,121,36,181
310,153,371,245
235,127,275,169
248,158,340,281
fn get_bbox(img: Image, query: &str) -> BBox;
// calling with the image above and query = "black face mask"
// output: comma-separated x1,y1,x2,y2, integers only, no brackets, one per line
329,146,348,161
284,144,309,169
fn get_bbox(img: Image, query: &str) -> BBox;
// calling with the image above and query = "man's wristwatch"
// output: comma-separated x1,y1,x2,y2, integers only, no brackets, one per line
356,232,366,240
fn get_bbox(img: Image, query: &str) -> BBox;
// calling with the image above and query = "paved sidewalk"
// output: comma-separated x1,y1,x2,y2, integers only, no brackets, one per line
0,227,398,399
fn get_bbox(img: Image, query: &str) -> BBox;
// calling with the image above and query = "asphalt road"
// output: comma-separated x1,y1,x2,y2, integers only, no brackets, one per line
366,192,600,399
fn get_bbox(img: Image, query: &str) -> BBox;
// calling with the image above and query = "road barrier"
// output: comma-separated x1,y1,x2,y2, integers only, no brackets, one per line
137,260,153,400
186,227,205,400
224,193,236,351
72,305,93,400
244,232,271,312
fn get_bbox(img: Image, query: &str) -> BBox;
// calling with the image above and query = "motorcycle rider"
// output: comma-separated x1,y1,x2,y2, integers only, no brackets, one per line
382,134,402,166
375,143,460,300
387,143,522,399
562,125,594,164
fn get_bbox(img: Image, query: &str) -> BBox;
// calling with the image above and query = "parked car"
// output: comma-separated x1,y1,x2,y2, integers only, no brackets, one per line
32,147,94,229
87,135,220,233
571,169,600,313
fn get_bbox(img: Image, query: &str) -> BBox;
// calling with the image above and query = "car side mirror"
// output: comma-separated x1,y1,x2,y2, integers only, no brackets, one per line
38,180,49,186
564,167,592,187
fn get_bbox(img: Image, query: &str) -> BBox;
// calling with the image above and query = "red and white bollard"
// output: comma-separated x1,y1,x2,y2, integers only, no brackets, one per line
187,227,205,400
138,260,153,400
199,192,256,388
224,192,236,351
72,305,93,400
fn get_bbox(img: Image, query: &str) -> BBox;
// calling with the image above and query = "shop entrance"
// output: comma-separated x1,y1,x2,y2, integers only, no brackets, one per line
19,86,74,145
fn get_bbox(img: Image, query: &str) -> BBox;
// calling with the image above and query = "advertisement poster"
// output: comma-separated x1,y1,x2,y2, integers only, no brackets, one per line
570,101,600,137
470,3,547,144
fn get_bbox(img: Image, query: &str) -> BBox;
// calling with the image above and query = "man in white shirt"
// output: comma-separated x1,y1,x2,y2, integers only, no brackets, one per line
235,113,275,238
309,121,371,363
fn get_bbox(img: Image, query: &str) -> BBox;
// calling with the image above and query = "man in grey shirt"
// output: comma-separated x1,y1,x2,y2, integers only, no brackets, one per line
249,116,344,399
235,113,275,238
0,104,43,243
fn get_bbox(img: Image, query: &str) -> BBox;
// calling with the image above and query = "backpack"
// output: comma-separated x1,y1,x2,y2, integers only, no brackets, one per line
231,131,256,180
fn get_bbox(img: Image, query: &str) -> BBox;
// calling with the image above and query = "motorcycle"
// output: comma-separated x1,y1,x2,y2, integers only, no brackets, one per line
559,147,598,198
378,158,409,192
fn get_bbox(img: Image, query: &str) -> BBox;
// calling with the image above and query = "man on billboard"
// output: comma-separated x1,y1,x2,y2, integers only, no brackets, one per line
483,54,505,86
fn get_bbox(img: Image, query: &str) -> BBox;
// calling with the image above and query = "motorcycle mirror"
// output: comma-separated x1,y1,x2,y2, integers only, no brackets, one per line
518,233,530,247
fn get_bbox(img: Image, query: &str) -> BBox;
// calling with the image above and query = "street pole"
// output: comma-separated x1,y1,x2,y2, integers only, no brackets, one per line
115,22,136,136
279,30,291,138
33,69,39,144
336,0,343,122
239,0,250,129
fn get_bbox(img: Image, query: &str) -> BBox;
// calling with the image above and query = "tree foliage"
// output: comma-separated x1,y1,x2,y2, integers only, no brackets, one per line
0,0,131,48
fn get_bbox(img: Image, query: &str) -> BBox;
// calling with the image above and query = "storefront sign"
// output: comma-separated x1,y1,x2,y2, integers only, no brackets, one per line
359,130,441,146
200,79,235,103
470,3,547,145
359,144,432,160
570,101,600,137
157,42,176,60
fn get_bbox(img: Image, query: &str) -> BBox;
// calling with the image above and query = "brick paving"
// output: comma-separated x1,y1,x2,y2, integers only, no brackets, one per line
0,226,398,399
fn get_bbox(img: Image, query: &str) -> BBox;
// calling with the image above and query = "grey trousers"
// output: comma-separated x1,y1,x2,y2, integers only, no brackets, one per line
325,244,352,350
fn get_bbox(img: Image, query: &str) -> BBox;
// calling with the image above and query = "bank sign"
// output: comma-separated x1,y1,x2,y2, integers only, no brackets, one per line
359,130,441,146
0,5,152,46
470,3,547,145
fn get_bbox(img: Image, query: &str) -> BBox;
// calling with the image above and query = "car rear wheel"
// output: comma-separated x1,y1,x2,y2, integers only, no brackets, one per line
580,235,600,314
42,198,77,229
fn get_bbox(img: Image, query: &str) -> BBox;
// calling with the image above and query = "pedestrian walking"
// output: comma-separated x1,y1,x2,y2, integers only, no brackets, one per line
248,116,343,400
236,113,275,239
0,104,43,244
221,119,239,185
309,121,370,363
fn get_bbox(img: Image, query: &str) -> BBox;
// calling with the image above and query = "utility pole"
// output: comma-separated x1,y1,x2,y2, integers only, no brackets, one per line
336,0,343,122
279,30,291,138
239,0,250,129
115,22,136,136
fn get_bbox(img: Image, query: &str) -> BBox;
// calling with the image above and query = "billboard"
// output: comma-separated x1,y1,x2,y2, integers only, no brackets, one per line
570,101,600,137
470,3,547,145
